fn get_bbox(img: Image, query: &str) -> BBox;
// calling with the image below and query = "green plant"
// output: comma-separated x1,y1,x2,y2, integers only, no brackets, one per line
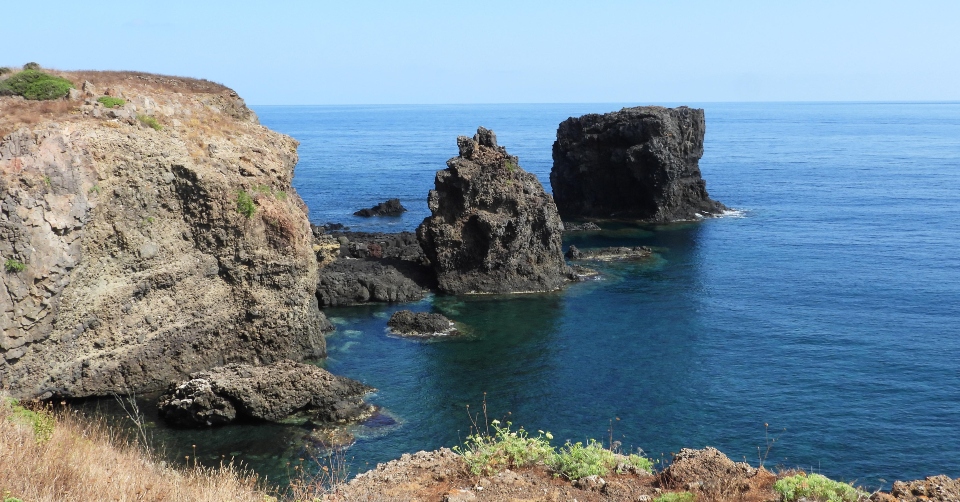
10,402,55,444
454,420,555,476
505,160,517,173
23,62,41,70
43,175,51,186
97,96,126,108
236,190,256,218
654,492,696,502
774,472,866,502
0,69,74,100
275,190,288,201
0,67,12,75
88,185,101,195
549,439,651,480
137,114,162,131
5,495,26,502
4,259,25,273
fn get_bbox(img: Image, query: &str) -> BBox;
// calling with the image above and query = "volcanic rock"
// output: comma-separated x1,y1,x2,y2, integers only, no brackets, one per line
387,310,458,338
157,360,374,427
563,221,601,232
416,127,568,294
551,106,726,222
565,245,652,261
354,198,407,217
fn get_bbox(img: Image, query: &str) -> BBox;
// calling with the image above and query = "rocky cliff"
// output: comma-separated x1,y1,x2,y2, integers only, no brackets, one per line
551,106,726,222
0,71,329,399
417,128,568,294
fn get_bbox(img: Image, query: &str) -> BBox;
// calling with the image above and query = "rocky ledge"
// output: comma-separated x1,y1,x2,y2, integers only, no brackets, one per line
551,106,726,222
565,245,653,261
417,127,569,294
354,198,407,217
157,360,374,428
387,310,458,338
1,71,329,399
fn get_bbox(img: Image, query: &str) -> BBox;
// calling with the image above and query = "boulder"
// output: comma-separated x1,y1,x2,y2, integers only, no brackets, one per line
416,127,568,294
157,360,375,427
387,310,458,338
565,245,652,261
354,198,407,217
551,106,726,222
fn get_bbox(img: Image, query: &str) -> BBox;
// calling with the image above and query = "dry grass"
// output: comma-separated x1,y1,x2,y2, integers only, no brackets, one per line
0,398,273,502
61,70,229,95
0,97,80,138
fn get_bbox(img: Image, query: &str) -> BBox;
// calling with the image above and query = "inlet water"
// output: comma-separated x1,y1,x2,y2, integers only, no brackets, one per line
101,103,960,488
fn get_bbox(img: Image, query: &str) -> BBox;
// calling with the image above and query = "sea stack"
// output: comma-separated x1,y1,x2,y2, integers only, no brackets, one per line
416,127,568,294
551,106,726,222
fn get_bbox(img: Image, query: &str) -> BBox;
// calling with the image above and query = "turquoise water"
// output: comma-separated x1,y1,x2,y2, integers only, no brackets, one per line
113,103,960,488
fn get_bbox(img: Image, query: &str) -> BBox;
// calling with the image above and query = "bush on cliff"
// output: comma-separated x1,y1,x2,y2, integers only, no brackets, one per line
454,420,554,476
97,96,126,108
774,472,865,502
4,259,26,273
549,439,652,480
0,70,74,100
237,190,256,218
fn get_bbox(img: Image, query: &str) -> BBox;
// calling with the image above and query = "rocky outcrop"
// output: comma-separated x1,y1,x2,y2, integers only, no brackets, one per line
353,198,407,217
562,221,601,232
316,231,432,306
565,245,652,261
157,360,374,428
1,72,330,399
387,310,458,338
416,127,568,294
551,106,726,222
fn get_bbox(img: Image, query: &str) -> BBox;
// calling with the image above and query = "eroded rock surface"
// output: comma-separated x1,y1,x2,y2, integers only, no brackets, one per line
387,310,458,338
157,360,374,427
417,127,568,294
565,245,652,261
316,231,432,306
551,106,726,222
563,221,601,232
1,72,330,399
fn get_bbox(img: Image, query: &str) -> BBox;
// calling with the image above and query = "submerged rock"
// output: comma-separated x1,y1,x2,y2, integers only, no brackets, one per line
563,221,602,232
354,198,407,217
387,310,458,338
416,127,568,294
551,106,726,222
565,245,652,261
157,360,375,428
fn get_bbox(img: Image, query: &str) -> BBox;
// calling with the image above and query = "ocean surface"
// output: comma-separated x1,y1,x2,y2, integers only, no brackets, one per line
95,102,960,489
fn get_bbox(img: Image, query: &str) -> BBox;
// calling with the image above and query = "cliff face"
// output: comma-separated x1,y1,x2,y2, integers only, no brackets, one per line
0,72,329,399
417,127,568,294
551,106,726,222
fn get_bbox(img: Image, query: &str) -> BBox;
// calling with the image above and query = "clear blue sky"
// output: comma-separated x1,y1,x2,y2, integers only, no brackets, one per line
5,1,958,104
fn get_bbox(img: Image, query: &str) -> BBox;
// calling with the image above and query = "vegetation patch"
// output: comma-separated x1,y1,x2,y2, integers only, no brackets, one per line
774,472,865,502
455,420,554,476
549,439,652,480
4,259,25,273
22,62,41,70
0,70,75,100
653,492,696,502
97,96,126,108
137,114,163,131
236,190,256,218
0,67,12,75
7,400,55,444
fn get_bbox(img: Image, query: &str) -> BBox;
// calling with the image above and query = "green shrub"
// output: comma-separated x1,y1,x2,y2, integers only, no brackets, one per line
0,69,74,100
10,401,55,444
236,190,256,218
137,114,162,131
4,259,25,273
23,62,41,70
454,420,555,476
549,439,652,480
97,96,126,108
774,472,865,502
654,493,696,502
0,67,12,75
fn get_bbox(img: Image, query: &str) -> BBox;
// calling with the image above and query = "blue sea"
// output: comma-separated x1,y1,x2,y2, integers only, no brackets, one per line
110,103,960,489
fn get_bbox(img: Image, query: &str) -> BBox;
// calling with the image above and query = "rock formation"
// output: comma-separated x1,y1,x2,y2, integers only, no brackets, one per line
387,310,458,338
562,221,601,232
551,106,726,222
157,360,374,427
1,71,330,399
417,127,568,294
315,231,432,306
565,245,652,261
354,198,407,217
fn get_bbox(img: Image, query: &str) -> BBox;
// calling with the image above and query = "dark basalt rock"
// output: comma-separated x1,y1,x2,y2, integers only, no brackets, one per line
316,231,434,307
387,310,458,338
157,360,375,428
354,198,407,217
551,106,726,222
417,127,568,294
563,221,602,232
565,245,652,261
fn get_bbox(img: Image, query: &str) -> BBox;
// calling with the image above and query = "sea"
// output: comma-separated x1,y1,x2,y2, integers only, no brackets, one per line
91,102,960,489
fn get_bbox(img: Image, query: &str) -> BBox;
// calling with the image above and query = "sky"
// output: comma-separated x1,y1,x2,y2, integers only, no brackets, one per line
4,1,958,104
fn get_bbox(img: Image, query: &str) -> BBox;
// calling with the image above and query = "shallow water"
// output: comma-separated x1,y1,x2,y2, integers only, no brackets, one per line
100,102,960,488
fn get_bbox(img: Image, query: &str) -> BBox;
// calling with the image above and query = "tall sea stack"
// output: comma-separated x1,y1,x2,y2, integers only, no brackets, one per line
551,106,726,222
416,127,567,294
